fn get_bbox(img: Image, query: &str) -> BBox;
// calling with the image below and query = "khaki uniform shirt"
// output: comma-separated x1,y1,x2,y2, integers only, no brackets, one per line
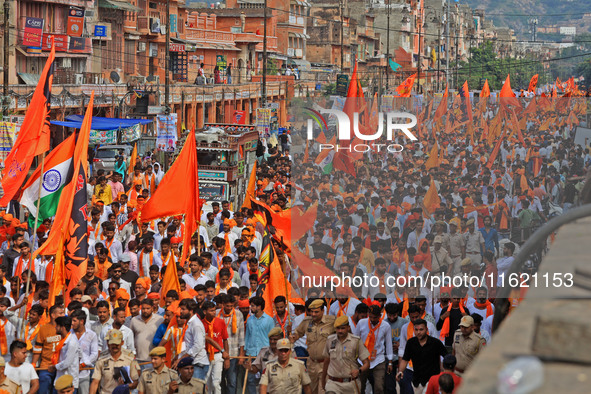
430,247,453,274
177,377,206,394
92,351,141,394
295,315,336,361
0,377,21,394
448,233,465,258
253,346,278,373
452,329,486,371
463,231,484,254
322,333,370,379
137,366,178,394
259,359,312,394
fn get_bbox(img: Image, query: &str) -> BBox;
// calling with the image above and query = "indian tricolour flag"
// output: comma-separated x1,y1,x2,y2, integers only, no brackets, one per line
20,133,76,222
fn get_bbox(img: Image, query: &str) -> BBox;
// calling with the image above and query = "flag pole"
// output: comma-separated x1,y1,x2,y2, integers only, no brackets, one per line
21,152,46,338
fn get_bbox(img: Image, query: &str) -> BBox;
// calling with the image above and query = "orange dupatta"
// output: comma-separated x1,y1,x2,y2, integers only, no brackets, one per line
439,304,466,340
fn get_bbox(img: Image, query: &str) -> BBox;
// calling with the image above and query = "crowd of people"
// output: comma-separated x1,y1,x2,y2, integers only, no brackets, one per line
0,87,586,394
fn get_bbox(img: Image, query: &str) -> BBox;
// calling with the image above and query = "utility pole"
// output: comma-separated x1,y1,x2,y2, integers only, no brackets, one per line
454,5,459,90
417,14,422,94
437,21,441,91
386,0,390,91
3,0,9,117
340,0,344,71
262,0,267,107
446,0,450,89
164,0,170,114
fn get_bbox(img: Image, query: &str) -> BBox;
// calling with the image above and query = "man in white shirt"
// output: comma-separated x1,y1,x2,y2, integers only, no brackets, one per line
496,242,516,287
98,307,136,356
177,298,209,380
5,339,39,393
70,309,98,394
353,305,394,394
182,255,208,290
52,316,81,391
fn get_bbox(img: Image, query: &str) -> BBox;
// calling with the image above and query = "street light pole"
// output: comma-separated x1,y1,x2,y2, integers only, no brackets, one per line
437,21,441,91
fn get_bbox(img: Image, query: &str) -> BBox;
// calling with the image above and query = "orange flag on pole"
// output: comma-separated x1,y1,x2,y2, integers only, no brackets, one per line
424,144,439,170
160,257,181,308
0,41,55,205
479,79,490,114
241,161,257,209
528,74,538,93
37,92,94,306
128,143,138,175
422,178,441,218
396,73,417,97
500,74,522,109
433,85,448,124
141,128,201,264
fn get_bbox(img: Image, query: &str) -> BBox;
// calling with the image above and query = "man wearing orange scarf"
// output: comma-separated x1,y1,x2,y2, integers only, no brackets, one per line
0,298,15,364
352,305,394,394
201,301,229,394
51,316,80,391
397,305,440,393
437,288,470,347
469,287,495,322
218,294,244,394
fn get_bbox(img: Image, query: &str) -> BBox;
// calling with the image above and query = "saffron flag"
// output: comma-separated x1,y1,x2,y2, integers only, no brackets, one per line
250,197,291,251
333,62,364,174
479,79,490,114
424,144,439,170
459,80,473,123
128,143,138,175
395,73,417,97
141,128,201,264
292,203,318,242
241,161,257,209
292,248,356,297
500,74,522,109
36,92,94,306
160,259,181,308
0,42,55,205
528,74,538,93
422,178,441,217
262,246,298,316
20,133,76,224
433,86,448,124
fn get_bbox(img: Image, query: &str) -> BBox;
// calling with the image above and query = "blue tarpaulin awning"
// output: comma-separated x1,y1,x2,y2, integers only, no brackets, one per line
51,115,152,130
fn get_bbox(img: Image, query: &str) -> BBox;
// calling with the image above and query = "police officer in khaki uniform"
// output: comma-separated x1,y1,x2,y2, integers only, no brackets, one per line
250,327,283,375
321,315,370,394
54,374,75,394
452,315,486,375
138,346,179,394
0,357,21,394
171,357,206,394
260,338,312,394
293,299,335,394
90,329,141,394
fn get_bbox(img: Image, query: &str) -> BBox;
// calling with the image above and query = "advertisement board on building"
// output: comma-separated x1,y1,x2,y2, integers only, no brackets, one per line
67,7,85,37
156,114,178,152
199,182,229,202
42,34,68,51
23,17,44,47
256,108,272,138
336,74,349,96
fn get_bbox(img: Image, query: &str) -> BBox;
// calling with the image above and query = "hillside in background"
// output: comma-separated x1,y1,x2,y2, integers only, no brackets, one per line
463,0,591,39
